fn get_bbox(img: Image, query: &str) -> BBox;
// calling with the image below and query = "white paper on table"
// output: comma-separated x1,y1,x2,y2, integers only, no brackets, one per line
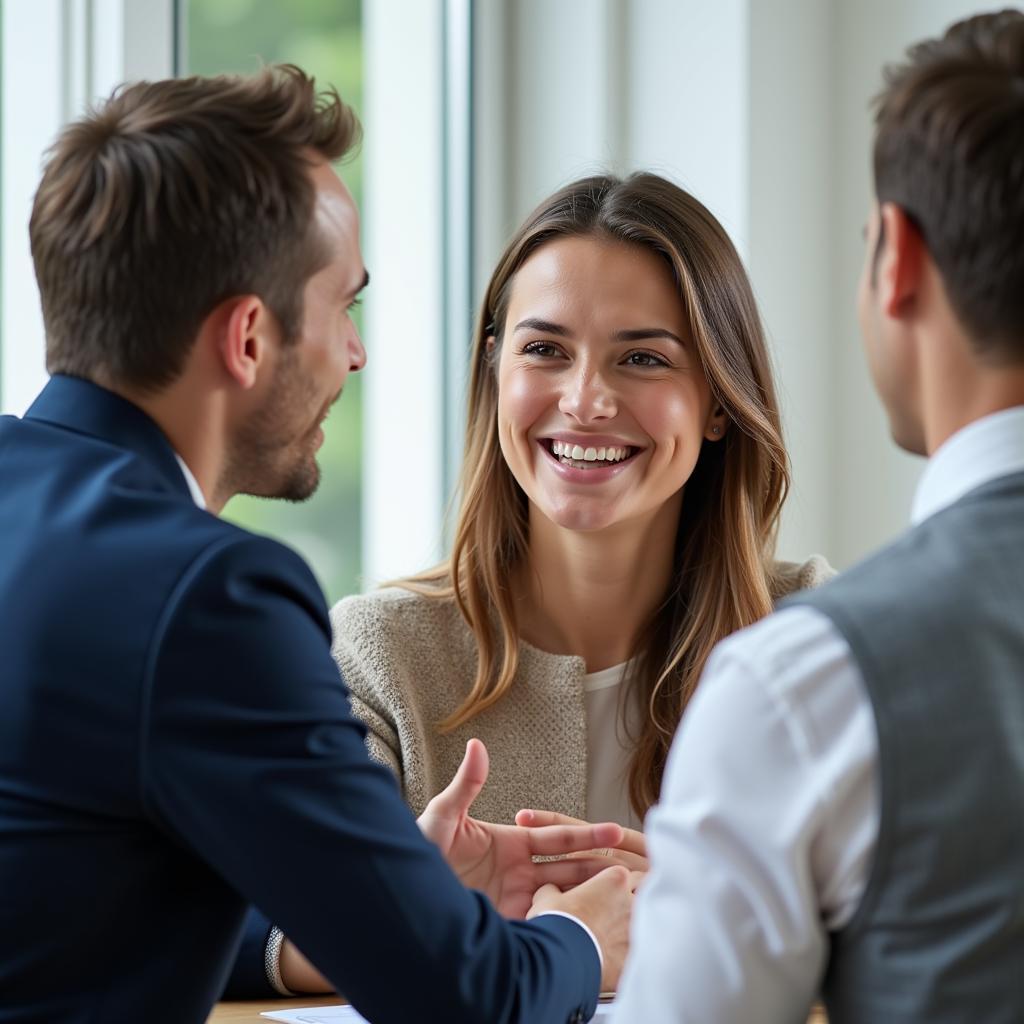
261,1006,365,1023
261,1001,616,1022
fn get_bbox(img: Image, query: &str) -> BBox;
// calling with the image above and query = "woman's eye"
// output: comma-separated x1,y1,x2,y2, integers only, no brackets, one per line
624,350,669,367
522,341,562,358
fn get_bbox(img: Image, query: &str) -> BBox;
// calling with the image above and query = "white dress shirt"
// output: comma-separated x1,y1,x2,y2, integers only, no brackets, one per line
174,453,207,509
613,406,1024,1023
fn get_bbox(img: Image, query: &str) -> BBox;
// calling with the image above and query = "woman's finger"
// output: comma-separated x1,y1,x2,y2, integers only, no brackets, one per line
518,808,647,857
565,848,649,873
531,855,640,889
524,821,624,859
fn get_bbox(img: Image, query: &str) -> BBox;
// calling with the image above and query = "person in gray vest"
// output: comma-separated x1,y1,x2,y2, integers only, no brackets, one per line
609,9,1024,1022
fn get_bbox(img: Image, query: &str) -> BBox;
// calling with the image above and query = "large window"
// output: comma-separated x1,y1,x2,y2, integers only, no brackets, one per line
184,0,364,602
1,0,456,592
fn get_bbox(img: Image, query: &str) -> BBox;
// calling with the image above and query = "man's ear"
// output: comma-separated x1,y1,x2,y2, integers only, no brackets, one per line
877,202,925,320
218,296,272,391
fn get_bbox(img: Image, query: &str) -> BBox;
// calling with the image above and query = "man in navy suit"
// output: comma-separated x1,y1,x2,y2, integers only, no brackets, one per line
0,67,633,1023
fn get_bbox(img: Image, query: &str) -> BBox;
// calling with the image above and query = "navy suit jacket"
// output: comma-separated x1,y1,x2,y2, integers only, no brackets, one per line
0,376,600,1024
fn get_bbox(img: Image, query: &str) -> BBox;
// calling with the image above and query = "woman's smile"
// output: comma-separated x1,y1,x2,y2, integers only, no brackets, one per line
496,234,716,534
538,436,644,482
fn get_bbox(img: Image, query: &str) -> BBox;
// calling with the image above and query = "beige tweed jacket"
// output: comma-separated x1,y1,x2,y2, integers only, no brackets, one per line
329,555,834,827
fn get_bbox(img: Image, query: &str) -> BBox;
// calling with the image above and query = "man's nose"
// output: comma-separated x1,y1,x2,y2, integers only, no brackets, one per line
349,328,367,372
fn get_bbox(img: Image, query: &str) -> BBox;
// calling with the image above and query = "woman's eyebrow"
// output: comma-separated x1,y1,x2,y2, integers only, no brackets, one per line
512,320,685,346
513,317,571,336
613,328,686,346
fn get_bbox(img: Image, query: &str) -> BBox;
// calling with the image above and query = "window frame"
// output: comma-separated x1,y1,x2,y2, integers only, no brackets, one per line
1,0,465,589
1,0,175,416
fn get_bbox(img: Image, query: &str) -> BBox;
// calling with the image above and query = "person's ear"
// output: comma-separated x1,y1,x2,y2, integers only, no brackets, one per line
704,405,729,442
877,202,925,320
484,333,501,367
219,296,273,391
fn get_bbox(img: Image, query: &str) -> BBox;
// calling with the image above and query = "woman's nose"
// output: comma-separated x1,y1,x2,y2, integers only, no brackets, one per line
557,365,617,421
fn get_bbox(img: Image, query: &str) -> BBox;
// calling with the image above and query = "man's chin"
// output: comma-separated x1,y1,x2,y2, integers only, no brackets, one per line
241,460,321,504
277,462,321,503
888,414,928,458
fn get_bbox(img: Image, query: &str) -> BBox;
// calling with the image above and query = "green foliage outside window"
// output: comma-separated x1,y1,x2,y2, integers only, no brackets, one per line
186,0,364,601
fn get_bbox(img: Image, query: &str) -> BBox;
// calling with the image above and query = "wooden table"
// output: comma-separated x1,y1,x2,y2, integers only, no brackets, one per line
209,999,828,1022
208,997,341,1022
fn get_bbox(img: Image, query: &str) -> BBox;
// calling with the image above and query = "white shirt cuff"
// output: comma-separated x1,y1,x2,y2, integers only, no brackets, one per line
535,911,604,971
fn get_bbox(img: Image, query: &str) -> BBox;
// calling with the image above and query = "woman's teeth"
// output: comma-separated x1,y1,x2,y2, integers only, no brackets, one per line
550,440,632,467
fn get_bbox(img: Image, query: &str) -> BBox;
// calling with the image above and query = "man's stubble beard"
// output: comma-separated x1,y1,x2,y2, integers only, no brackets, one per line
223,349,324,504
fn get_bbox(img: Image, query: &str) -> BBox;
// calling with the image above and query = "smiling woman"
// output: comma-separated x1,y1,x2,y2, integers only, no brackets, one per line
326,171,833,833
257,170,834,996
496,235,721,538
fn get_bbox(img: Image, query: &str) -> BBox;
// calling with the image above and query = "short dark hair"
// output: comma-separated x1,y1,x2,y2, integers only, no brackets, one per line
30,65,360,392
873,9,1024,360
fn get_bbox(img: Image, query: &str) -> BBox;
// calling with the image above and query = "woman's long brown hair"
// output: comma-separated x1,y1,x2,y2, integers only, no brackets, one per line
400,173,789,817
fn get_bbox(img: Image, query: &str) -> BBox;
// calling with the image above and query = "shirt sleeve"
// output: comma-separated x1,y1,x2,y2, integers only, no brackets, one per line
612,607,879,1024
142,535,601,1024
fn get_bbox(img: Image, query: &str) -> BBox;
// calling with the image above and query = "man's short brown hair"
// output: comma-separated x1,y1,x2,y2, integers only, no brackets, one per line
30,65,359,392
873,9,1024,361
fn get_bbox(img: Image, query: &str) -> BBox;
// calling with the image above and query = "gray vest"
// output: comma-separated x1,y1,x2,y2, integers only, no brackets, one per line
786,471,1024,1023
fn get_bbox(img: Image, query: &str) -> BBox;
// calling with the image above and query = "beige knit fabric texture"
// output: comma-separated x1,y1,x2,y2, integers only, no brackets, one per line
330,555,834,826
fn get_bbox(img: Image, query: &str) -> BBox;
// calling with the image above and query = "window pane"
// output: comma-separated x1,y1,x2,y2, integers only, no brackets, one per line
185,0,363,602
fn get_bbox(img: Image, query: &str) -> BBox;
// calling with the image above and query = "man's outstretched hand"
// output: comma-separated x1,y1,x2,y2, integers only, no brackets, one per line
417,739,625,918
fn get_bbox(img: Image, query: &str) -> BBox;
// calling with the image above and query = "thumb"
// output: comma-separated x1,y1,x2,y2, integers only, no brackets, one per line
428,738,489,819
526,883,562,920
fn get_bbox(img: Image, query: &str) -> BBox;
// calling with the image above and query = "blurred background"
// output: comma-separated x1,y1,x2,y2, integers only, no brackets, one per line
1,0,1009,603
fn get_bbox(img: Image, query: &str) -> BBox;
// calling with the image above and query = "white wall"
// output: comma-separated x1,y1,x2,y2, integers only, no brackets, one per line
746,0,834,562
473,0,1003,570
828,0,999,566
627,0,750,250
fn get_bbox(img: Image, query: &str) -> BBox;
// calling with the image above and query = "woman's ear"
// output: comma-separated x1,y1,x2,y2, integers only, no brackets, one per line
704,406,729,441
484,334,502,367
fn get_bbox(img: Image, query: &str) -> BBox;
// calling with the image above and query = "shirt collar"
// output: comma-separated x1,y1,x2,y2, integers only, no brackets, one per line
174,453,207,510
911,405,1024,525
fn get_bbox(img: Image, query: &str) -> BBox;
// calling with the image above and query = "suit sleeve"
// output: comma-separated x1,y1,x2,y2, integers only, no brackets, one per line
220,906,275,999
142,535,599,1024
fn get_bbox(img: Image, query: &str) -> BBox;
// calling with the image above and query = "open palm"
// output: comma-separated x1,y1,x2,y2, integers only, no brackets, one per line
417,739,624,918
